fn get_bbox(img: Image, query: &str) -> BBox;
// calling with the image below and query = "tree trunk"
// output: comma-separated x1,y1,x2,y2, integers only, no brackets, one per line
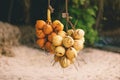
95,0,104,31
22,0,31,24
8,0,14,22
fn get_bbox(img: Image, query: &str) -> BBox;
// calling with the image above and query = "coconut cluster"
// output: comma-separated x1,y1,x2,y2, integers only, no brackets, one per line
52,29,85,68
36,20,85,68
35,20,64,53
35,9,65,53
35,9,85,68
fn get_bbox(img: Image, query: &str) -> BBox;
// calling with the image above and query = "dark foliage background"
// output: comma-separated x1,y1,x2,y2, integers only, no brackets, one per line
0,0,120,48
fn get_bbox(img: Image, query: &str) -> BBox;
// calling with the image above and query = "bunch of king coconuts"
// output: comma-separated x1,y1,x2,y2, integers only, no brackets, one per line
35,9,85,68
53,29,85,68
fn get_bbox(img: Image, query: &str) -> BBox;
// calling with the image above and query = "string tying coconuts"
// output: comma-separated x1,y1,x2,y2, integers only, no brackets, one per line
35,0,85,68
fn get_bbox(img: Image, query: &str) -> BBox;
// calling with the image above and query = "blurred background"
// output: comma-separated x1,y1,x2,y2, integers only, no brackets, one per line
0,0,120,52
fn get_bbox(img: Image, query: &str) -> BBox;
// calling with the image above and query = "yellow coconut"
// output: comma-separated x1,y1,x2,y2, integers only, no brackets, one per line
52,20,64,32
52,35,63,46
59,56,71,68
66,47,77,60
67,29,74,36
73,40,84,51
62,36,74,48
55,46,65,57
73,29,85,39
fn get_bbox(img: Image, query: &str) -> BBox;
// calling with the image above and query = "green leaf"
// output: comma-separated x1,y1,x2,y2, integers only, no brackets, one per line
79,0,86,5
93,5,98,11
86,8,96,16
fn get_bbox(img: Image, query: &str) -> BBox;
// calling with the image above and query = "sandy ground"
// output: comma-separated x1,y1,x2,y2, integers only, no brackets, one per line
0,46,120,80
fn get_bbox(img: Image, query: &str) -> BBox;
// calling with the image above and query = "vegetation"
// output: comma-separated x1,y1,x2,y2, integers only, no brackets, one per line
64,0,98,46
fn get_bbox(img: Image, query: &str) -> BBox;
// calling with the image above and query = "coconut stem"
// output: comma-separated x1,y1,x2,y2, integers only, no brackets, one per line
47,0,53,23
65,0,69,31
47,9,51,23
68,20,75,30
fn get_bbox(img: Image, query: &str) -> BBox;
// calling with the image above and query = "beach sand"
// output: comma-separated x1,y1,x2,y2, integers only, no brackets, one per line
0,46,120,80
